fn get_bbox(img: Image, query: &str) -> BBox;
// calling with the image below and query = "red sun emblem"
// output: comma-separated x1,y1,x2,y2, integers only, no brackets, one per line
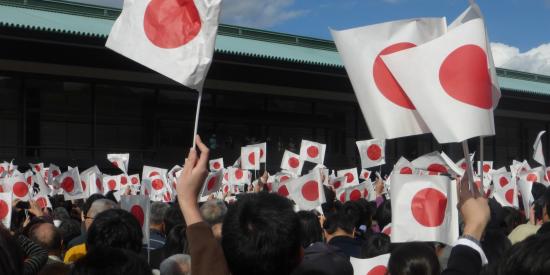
307,146,319,158
411,188,447,227
366,144,382,161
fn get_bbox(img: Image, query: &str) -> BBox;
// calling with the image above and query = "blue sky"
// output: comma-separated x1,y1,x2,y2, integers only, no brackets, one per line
73,0,550,75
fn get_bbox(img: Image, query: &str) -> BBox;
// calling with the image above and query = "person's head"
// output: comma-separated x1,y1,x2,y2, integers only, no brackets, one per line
164,204,185,236
81,194,106,221
481,229,512,265
341,201,362,229
38,262,70,275
86,209,142,253
70,247,151,275
150,202,169,232
222,192,301,275
84,199,118,230
361,233,391,258
0,225,23,275
322,211,355,241
53,207,71,221
297,211,323,248
200,199,227,240
543,187,550,223
374,199,392,230
388,242,441,275
490,233,550,275
159,254,191,275
163,224,189,257
500,207,524,236
29,223,63,256
58,218,81,245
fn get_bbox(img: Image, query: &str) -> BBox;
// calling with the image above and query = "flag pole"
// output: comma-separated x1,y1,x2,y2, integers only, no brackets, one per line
192,90,203,149
479,136,484,181
461,140,476,193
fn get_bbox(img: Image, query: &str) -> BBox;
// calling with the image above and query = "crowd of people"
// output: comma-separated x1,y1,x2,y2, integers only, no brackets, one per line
2,135,550,275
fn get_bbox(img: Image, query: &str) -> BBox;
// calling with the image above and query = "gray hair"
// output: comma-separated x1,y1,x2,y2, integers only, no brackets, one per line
150,202,170,225
199,199,227,226
159,254,191,275
87,199,118,218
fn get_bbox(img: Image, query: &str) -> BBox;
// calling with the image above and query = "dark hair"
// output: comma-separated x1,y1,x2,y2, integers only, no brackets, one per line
86,209,143,253
322,185,336,214
341,202,362,229
537,222,550,235
543,187,550,221
104,191,118,204
164,224,189,256
481,229,512,265
58,218,82,245
361,233,391,258
490,233,550,275
297,211,323,248
164,204,185,236
0,226,23,275
82,194,106,217
38,262,70,275
500,207,524,236
323,211,355,235
70,247,151,275
374,199,392,230
388,242,440,275
222,193,301,275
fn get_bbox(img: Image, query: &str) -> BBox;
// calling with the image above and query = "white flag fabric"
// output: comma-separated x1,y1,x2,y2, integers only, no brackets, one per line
227,167,250,186
29,163,44,176
59,167,85,200
299,140,326,165
382,18,495,143
0,192,12,229
241,146,260,170
32,194,52,210
329,176,347,191
356,139,386,168
337,168,359,187
331,18,446,139
107,153,129,174
477,161,494,175
390,174,459,245
350,254,390,275
209,158,224,172
281,150,304,176
359,169,372,181
411,151,452,175
342,184,366,202
31,173,51,198
48,164,61,187
533,130,546,166
394,156,415,175
106,0,222,91
288,171,325,211
492,172,518,208
247,143,267,163
6,175,31,201
120,195,150,244
103,175,121,194
517,173,535,221
520,167,545,185
142,166,168,181
200,170,223,197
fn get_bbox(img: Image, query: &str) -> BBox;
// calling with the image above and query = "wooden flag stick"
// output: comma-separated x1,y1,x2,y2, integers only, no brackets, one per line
461,141,476,193
479,136,484,181
192,90,203,148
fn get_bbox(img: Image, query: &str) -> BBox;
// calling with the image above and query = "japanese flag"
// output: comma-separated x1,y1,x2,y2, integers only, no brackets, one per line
364,181,377,202
247,143,267,163
329,175,346,191
382,18,496,143
299,140,326,165
141,178,152,197
337,168,359,187
148,174,169,201
106,0,222,91
393,156,415,175
517,173,535,221
32,194,52,210
59,167,85,200
473,176,492,198
350,254,390,275
356,139,386,168
142,166,168,180
0,192,12,229
477,161,493,175
107,153,129,174
120,195,150,244
241,146,260,170
227,167,250,185
520,167,545,185
31,173,51,198
533,130,546,166
103,174,121,194
87,173,104,196
200,170,223,197
343,184,366,202
0,162,8,177
359,169,372,181
29,163,44,176
492,172,518,208
6,175,31,201
390,174,459,245
48,164,62,187
281,150,304,176
288,171,325,211
209,158,224,172
455,152,475,172
331,18,446,139
128,174,141,194
412,151,453,175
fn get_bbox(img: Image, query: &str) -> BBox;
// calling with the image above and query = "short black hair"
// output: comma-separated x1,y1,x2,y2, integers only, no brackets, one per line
0,225,23,275
374,199,392,230
388,242,440,275
86,209,143,253
70,247,151,275
323,210,355,235
222,193,301,275
164,204,185,236
361,233,391,258
481,229,512,265
500,207,524,236
297,211,323,248
58,218,81,246
491,233,550,275
543,187,550,221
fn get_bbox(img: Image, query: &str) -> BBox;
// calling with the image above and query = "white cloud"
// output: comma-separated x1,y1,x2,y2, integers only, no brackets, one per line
220,0,307,28
491,42,550,76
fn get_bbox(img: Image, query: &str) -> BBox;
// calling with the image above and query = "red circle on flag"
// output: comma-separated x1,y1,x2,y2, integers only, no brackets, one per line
0,166,4,174
460,162,467,170
13,181,29,198
363,171,370,179
235,169,243,180
367,265,388,275
483,164,491,173
223,185,229,193
373,42,417,109
505,189,515,204
248,152,256,166
339,192,346,202
499,177,509,187
36,197,48,209
400,167,413,175
0,200,9,219
349,189,362,201
367,144,382,161
307,146,319,158
278,185,289,197
288,157,300,169
427,164,447,173
260,149,264,159
27,176,32,185
344,172,354,183
333,181,341,189
364,189,369,198
108,179,117,191
382,226,391,236
280,176,290,183
439,44,492,109
121,176,128,185
527,173,538,182
143,0,202,49
164,192,172,202
34,165,41,172
130,205,145,227
131,177,139,185
152,179,164,190
112,161,119,168
475,180,482,191
81,180,87,191
301,181,319,201
52,170,60,177
0,185,3,192
149,171,160,177
95,178,102,190
224,172,229,181
207,176,217,191
411,188,447,227
213,162,221,170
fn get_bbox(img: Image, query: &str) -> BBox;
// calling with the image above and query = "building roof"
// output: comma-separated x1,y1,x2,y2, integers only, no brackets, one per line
1,0,550,97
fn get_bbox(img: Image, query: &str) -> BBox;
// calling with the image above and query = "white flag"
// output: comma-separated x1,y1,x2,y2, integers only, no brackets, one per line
533,130,546,166
288,171,325,211
299,140,326,165
241,146,260,170
350,254,390,275
247,143,267,163
6,175,31,201
142,166,168,180
103,174,121,194
0,192,12,229
106,0,222,91
121,195,150,244
393,156,415,175
492,172,518,208
331,18,446,139
337,168,359,187
359,169,372,181
356,139,386,168
209,158,224,172
411,152,452,175
281,150,304,176
200,171,223,197
59,167,85,200
107,153,129,174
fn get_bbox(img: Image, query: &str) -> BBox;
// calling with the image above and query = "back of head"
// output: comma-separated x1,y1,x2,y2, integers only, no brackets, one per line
164,204,185,236
86,209,143,253
70,247,151,275
491,233,550,275
388,242,440,275
164,224,189,257
297,211,322,248
38,262,70,275
29,223,62,253
159,254,191,275
323,211,355,235
53,207,71,221
86,199,118,219
58,218,82,245
374,199,392,230
200,199,227,226
81,194,106,217
151,202,170,226
481,229,512,265
0,225,23,275
362,233,391,258
222,192,301,275
500,207,523,235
